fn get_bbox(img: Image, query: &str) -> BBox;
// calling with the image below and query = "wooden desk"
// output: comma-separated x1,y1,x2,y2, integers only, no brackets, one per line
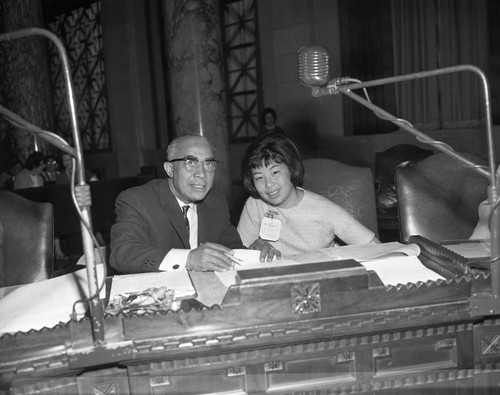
1,250,500,394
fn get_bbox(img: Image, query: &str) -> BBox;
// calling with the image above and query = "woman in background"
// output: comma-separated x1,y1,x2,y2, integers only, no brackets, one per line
13,151,45,190
261,107,285,135
237,133,379,261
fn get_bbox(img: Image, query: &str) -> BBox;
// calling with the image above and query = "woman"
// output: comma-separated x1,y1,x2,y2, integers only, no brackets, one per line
261,107,285,135
237,133,379,259
13,151,45,190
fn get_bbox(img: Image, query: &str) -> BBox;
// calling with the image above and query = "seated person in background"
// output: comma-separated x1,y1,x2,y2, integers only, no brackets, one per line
110,134,246,274
13,151,45,190
0,158,22,190
261,107,285,135
237,133,380,261
42,154,60,185
55,153,99,185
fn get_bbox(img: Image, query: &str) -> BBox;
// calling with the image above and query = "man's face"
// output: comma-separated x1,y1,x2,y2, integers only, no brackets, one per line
164,137,216,204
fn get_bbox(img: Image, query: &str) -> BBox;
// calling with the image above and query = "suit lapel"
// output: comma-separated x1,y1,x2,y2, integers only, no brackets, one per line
159,179,190,248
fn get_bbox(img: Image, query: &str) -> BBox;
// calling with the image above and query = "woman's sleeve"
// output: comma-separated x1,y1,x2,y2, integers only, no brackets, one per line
237,198,261,247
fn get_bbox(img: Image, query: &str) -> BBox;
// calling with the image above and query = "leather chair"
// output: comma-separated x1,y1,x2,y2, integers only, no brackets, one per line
0,191,54,287
395,152,489,243
375,144,434,241
302,158,379,237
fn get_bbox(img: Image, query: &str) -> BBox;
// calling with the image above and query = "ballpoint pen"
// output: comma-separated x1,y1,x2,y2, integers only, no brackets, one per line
225,252,244,266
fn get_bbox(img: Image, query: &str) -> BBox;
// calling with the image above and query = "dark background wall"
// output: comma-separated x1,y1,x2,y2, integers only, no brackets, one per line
2,0,499,188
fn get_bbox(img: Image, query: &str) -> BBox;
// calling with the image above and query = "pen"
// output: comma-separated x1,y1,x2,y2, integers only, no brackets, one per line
225,253,244,266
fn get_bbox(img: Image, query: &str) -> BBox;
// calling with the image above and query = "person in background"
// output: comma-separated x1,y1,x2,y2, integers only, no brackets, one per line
55,153,98,185
237,133,380,261
0,158,23,190
261,107,285,135
42,154,60,185
110,134,246,274
13,151,45,190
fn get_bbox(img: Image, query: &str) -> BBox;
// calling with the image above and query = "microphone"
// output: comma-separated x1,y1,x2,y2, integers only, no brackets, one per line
298,45,352,96
297,45,330,87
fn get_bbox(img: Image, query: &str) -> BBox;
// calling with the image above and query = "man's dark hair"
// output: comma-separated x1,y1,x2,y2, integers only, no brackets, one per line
241,133,304,198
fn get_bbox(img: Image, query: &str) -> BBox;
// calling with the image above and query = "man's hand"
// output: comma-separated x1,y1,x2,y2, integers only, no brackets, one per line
249,238,282,262
186,242,236,271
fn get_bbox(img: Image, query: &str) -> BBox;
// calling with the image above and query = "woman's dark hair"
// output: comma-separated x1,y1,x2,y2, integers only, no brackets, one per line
24,151,45,170
241,133,304,198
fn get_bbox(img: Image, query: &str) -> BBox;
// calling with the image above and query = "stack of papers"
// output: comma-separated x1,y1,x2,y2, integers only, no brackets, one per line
0,265,105,335
216,243,443,288
319,241,421,261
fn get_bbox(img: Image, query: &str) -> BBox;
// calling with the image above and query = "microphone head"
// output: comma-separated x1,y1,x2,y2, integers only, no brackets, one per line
297,45,330,87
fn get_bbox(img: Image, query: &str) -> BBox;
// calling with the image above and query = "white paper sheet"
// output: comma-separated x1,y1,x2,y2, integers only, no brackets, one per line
319,242,421,261
360,255,444,285
0,264,105,335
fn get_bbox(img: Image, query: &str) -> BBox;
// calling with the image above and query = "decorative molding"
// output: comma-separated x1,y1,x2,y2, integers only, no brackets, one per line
481,334,500,355
129,322,470,376
291,282,321,314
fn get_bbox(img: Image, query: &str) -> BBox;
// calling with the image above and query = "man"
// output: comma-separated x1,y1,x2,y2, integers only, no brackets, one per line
110,134,245,273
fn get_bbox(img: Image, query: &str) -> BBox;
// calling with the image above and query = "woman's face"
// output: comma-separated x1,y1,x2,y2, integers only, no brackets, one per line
251,161,300,208
264,112,276,127
33,161,45,175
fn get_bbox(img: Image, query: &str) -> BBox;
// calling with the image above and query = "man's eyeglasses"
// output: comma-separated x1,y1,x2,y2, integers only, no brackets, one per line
169,156,219,172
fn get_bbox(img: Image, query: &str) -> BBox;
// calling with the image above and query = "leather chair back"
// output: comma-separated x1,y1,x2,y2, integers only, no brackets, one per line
395,152,489,243
302,158,379,237
0,191,54,287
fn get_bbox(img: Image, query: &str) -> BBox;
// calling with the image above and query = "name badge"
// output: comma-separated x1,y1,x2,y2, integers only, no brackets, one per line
259,210,281,241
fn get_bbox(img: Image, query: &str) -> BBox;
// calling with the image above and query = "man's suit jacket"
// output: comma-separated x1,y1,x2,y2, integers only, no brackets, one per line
110,178,244,273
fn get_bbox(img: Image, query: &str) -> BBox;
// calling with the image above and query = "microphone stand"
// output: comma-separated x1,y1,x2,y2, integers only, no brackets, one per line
0,28,105,342
314,65,500,316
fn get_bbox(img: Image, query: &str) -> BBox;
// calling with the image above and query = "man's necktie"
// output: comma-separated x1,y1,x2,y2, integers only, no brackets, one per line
182,205,190,232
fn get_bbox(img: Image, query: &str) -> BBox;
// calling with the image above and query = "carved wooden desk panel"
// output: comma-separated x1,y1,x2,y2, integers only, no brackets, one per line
1,260,499,394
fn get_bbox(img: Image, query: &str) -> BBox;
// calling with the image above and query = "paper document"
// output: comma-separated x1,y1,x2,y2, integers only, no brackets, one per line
109,270,196,301
361,255,444,285
319,242,420,262
0,265,105,335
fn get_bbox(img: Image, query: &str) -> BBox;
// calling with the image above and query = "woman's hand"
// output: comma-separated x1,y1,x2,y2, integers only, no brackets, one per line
249,238,282,262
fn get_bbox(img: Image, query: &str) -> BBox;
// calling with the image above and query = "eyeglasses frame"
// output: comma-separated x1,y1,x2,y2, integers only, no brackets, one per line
168,156,219,172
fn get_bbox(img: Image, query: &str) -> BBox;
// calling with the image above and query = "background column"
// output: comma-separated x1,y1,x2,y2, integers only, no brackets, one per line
0,0,54,163
163,0,231,199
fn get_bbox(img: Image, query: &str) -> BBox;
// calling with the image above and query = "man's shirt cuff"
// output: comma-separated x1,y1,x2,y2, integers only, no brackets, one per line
159,249,190,271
